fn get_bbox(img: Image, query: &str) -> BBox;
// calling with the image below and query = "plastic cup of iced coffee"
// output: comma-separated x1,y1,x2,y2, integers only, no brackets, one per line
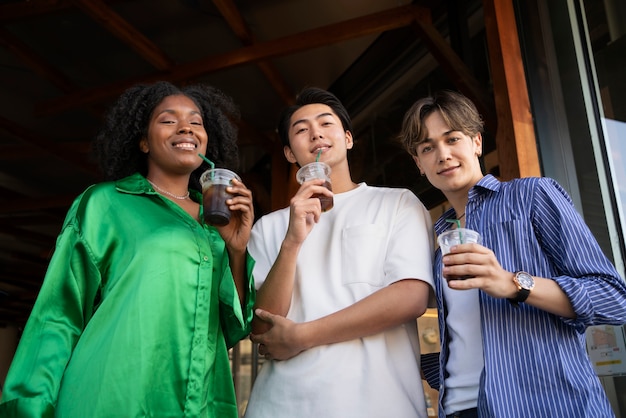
437,228,481,280
200,168,241,226
296,161,333,212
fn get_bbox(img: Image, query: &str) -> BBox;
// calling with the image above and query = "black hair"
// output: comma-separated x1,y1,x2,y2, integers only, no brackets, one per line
93,81,240,191
277,87,353,147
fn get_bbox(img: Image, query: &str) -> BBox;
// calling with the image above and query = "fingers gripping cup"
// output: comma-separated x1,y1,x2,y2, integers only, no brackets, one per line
438,228,482,255
296,162,334,212
437,228,482,280
200,168,241,226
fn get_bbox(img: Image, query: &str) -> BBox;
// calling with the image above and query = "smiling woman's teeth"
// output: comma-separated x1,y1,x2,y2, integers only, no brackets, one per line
175,143,196,149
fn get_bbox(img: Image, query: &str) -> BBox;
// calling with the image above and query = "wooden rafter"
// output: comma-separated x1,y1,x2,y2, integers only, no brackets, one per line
37,5,431,115
69,0,175,71
213,0,295,105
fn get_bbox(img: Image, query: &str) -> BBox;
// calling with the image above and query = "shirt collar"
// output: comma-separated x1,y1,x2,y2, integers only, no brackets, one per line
115,173,154,195
434,174,501,233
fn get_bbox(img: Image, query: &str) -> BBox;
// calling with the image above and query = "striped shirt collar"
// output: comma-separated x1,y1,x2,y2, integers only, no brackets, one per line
434,174,501,234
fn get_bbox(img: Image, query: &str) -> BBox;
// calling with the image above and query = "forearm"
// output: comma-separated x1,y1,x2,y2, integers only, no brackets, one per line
525,276,575,318
252,240,301,333
298,279,430,349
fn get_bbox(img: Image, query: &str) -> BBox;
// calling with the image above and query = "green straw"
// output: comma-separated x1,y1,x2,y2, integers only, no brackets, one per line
316,149,322,162
198,153,215,169
445,218,464,243
198,154,215,179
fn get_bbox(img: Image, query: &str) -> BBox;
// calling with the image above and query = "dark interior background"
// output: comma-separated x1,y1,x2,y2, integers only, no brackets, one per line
0,0,496,327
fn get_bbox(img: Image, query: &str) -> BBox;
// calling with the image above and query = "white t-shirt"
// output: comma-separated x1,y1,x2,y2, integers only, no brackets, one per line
244,183,434,418
441,285,483,414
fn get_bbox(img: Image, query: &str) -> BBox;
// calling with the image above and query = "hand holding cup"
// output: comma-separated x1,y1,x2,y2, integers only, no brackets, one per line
296,161,334,212
438,228,482,280
200,168,241,226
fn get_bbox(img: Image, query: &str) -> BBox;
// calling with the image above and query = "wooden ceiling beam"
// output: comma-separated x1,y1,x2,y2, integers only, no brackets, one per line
0,27,76,92
37,4,431,115
212,0,253,42
0,28,104,120
1,0,281,155
213,0,295,105
68,0,175,71
410,19,497,132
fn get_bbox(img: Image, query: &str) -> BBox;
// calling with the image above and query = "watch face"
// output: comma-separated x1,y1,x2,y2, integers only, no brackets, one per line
516,272,534,289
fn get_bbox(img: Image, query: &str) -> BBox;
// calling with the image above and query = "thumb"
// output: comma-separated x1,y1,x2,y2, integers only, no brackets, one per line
254,308,275,323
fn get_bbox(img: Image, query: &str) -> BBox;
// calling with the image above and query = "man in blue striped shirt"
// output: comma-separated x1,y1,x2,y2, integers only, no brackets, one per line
399,90,626,418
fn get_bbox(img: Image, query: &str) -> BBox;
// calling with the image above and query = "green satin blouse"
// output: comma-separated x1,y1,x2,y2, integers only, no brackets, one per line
0,173,255,418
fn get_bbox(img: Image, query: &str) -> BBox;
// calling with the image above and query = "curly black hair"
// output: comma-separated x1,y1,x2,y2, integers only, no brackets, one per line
93,81,240,191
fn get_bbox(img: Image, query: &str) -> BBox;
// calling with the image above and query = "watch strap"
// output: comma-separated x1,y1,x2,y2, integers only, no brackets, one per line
509,287,530,304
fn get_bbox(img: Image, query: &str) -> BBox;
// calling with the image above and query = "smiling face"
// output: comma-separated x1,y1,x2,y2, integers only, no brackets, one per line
139,94,208,177
283,103,353,168
414,110,484,200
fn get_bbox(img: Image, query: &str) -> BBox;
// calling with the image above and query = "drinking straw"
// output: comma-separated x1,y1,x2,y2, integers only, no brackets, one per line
445,218,464,243
198,153,215,169
316,149,322,162
198,154,215,179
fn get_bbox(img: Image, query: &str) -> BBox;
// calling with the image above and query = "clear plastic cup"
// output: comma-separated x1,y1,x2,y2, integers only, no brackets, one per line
438,228,481,280
200,168,241,226
437,228,482,256
296,162,333,212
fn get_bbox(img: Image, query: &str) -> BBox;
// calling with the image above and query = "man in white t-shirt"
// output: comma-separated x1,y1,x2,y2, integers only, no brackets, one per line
244,87,434,418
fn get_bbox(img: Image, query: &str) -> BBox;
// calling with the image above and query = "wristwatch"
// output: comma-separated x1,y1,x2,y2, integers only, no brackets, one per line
509,271,535,306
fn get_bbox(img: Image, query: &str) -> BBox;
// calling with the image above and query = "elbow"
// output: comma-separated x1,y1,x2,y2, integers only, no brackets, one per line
414,303,428,318
406,299,427,321
397,279,431,320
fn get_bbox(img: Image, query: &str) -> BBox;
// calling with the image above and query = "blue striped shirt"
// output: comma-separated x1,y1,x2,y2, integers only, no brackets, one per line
434,175,626,418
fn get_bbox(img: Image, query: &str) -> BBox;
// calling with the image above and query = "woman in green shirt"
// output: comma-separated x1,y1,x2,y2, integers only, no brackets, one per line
0,81,256,417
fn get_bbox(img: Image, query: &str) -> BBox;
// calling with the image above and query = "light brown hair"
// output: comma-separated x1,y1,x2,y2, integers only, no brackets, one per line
399,90,484,156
